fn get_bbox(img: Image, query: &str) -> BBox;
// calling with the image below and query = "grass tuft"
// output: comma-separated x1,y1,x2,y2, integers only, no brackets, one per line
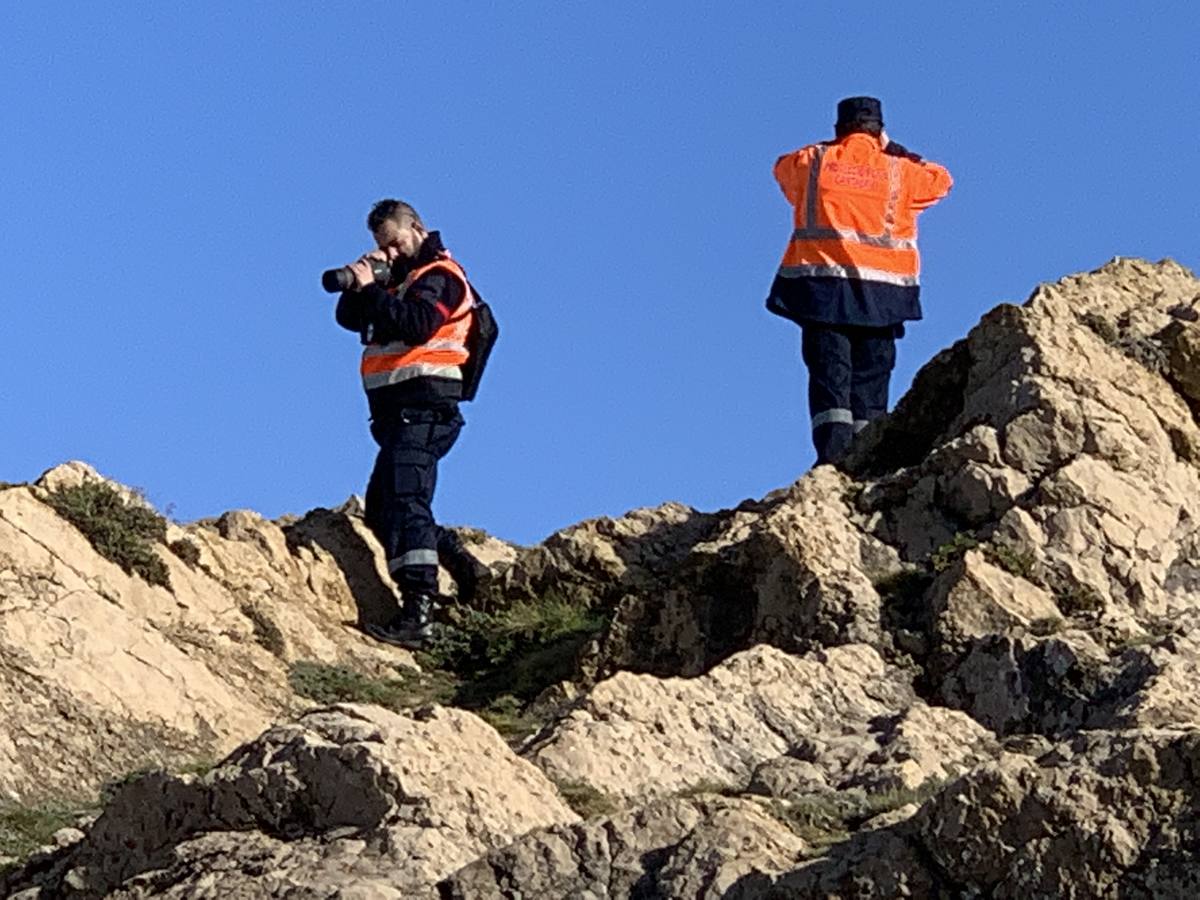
287,591,609,746
239,602,287,657
1057,583,1105,614
288,661,413,708
0,803,83,860
45,481,170,588
985,542,1037,579
168,538,202,568
552,778,619,819
771,782,942,849
930,532,979,573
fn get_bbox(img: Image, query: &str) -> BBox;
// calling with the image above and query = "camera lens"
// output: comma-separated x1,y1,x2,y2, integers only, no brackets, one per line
321,267,355,293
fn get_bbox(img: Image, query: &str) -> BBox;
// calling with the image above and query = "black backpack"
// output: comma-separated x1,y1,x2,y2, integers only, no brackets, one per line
456,283,498,402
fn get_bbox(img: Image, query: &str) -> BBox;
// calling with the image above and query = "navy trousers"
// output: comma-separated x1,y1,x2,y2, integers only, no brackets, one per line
365,406,463,598
801,323,896,464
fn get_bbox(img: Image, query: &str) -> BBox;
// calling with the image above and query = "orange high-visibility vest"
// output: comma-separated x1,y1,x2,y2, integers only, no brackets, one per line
359,257,473,392
775,134,952,288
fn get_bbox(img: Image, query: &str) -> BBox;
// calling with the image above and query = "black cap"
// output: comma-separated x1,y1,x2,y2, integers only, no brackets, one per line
836,96,883,128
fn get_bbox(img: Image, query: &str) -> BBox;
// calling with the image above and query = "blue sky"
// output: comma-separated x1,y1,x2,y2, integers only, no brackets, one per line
2,2,1198,545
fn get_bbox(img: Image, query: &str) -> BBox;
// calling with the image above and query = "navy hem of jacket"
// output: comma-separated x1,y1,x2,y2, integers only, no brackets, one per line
766,275,921,328
367,378,463,421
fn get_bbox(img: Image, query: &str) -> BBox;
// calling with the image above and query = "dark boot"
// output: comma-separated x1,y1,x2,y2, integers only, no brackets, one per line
365,592,435,649
436,527,486,605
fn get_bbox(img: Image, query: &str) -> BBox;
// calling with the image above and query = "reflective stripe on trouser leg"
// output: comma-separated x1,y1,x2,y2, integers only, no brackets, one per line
367,408,464,596
812,408,854,429
801,324,855,464
388,549,440,574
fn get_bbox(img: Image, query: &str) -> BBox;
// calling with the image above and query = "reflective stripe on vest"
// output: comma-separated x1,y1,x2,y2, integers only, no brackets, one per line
780,144,920,286
778,264,918,287
360,257,473,392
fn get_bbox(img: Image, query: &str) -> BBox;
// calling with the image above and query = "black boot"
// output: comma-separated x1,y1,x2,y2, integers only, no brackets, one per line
437,527,486,605
365,593,435,649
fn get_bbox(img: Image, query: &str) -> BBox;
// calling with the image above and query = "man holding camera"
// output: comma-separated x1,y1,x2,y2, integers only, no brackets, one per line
767,97,952,465
332,199,473,648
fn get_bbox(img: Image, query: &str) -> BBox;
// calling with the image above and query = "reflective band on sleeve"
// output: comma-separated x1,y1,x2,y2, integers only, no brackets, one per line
791,227,916,251
853,419,870,433
812,408,854,428
804,145,827,229
363,364,464,391
388,549,440,573
884,156,900,236
778,264,919,288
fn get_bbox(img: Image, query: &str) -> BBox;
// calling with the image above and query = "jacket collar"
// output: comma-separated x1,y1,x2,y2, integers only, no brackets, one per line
839,132,884,149
390,231,447,283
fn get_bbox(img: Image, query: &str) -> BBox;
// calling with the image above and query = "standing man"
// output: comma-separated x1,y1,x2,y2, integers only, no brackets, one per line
767,97,952,464
334,199,473,648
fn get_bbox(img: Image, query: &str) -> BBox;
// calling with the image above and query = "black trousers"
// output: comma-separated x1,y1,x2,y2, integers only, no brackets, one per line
364,406,463,598
801,323,897,464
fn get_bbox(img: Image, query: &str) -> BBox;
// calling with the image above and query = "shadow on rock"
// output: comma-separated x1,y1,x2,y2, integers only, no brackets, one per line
286,507,397,628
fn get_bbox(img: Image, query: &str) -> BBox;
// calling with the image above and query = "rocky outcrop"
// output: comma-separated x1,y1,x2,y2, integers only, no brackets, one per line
580,258,1200,736
441,795,803,900
6,258,1200,897
528,644,992,801
590,469,900,678
5,704,576,898
0,463,408,803
770,729,1200,898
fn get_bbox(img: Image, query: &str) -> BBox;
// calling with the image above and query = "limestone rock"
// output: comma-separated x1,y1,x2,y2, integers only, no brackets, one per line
594,469,898,678
928,549,1063,651
769,729,1200,897
3,704,577,898
9,259,1200,897
466,500,724,612
528,644,992,802
0,465,407,803
441,795,801,900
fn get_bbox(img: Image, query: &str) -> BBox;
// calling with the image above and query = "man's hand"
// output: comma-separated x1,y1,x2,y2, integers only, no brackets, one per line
348,249,389,290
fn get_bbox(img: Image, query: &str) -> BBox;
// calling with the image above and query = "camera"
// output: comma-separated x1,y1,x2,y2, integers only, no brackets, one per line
321,257,391,293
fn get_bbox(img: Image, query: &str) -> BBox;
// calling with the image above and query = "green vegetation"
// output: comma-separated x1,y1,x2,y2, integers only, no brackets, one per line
168,537,202,568
1028,616,1063,637
1080,311,1119,344
288,591,609,745
674,778,739,799
239,602,287,657
771,781,942,850
0,754,217,874
288,661,416,708
1057,583,1105,614
930,532,978,573
985,542,1037,579
421,593,607,707
45,481,170,588
552,778,619,819
0,802,84,861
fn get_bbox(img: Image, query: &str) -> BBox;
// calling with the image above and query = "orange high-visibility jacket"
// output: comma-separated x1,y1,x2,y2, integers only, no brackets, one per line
359,257,473,392
769,133,952,327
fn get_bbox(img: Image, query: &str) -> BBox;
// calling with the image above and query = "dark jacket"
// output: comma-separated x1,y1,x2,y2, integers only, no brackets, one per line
336,231,467,418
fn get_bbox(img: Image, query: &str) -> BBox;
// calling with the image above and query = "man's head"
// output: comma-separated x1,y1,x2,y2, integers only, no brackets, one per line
835,96,884,139
367,199,427,260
